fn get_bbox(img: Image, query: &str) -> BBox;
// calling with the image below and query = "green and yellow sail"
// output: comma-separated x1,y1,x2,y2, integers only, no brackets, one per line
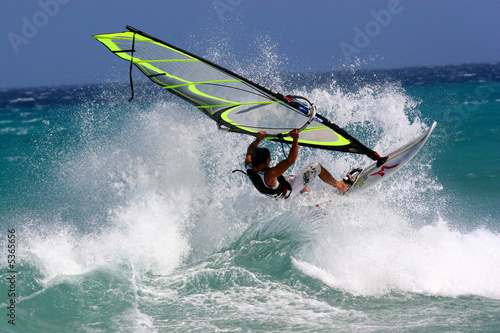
93,26,384,162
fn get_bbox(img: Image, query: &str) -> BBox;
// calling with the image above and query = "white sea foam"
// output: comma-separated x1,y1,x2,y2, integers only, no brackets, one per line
16,93,270,282
294,212,500,298
10,58,499,319
9,97,35,103
19,102,205,283
284,83,500,299
0,126,31,135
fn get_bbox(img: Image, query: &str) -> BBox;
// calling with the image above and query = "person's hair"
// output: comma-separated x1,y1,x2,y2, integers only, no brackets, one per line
251,147,270,167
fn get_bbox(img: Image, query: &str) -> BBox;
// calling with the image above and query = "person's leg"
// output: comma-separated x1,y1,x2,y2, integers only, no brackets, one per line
286,162,349,196
316,163,349,193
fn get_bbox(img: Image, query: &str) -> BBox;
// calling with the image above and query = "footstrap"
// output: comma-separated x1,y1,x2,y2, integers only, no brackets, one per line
343,168,362,185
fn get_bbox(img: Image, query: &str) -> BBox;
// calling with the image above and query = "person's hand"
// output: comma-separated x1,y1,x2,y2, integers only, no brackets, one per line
289,129,299,140
257,131,266,141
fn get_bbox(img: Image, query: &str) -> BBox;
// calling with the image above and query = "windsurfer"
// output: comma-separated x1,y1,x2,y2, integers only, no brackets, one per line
245,130,351,198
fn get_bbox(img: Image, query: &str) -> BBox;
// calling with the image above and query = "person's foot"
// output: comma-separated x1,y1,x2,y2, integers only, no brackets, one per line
336,178,350,194
341,168,362,192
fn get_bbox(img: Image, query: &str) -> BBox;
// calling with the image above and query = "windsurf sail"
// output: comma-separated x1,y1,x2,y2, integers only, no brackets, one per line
93,26,385,163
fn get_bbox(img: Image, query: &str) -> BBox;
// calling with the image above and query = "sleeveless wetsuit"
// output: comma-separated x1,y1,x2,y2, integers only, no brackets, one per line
246,163,291,199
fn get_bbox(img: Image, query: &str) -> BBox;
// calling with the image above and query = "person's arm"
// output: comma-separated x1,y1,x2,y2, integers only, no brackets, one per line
245,131,266,167
265,129,299,180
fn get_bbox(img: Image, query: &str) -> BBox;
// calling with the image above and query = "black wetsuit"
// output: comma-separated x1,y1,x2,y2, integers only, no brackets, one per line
246,163,291,198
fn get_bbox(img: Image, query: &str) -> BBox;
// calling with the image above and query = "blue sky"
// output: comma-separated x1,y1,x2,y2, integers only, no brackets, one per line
1,0,499,88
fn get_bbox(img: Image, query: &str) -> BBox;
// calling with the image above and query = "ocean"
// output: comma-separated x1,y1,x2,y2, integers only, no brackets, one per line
1,62,499,332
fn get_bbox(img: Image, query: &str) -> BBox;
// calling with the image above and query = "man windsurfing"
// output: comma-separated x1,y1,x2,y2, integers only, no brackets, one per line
245,130,351,198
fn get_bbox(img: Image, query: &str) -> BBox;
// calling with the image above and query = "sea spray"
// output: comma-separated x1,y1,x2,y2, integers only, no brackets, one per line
1,63,499,331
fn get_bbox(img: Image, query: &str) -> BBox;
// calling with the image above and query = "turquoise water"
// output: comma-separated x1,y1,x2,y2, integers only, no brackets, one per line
1,64,499,332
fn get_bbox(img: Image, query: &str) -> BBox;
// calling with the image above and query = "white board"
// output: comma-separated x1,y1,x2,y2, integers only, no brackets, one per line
345,122,437,194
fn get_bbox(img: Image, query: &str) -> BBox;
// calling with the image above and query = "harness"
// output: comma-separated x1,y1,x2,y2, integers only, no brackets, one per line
234,164,292,199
